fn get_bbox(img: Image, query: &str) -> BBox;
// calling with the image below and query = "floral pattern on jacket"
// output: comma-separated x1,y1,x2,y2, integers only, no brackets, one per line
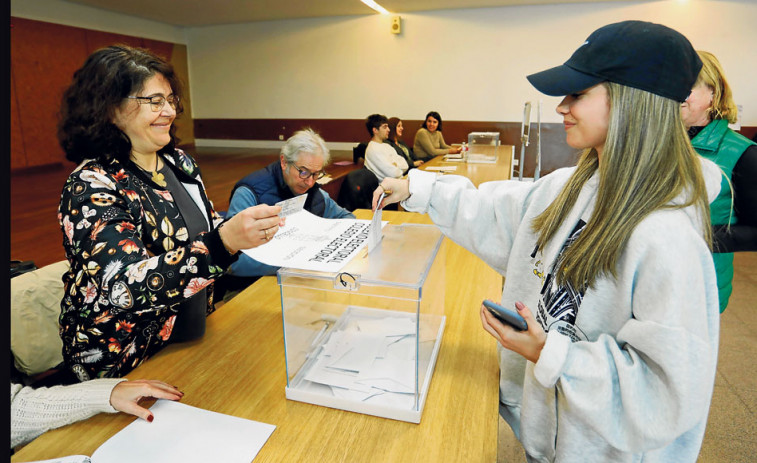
58,148,237,380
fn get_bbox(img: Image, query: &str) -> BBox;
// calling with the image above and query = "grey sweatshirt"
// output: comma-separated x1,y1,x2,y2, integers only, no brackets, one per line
402,159,721,462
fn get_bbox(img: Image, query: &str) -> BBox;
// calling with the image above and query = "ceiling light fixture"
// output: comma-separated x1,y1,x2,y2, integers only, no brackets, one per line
361,0,390,15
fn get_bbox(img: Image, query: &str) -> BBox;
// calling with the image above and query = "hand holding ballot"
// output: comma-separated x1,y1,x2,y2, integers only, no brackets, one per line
218,204,285,254
372,178,410,211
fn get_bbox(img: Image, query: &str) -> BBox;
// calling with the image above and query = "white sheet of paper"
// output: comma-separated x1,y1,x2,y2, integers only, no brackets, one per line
357,358,416,393
243,210,385,272
89,400,275,463
275,194,307,217
326,333,384,373
356,317,415,336
367,192,385,253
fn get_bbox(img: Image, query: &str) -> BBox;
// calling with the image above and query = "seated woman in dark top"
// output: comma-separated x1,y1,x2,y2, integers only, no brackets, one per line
57,45,282,381
385,117,423,169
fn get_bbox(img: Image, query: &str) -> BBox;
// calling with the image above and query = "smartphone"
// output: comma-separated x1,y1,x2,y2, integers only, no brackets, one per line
483,300,528,331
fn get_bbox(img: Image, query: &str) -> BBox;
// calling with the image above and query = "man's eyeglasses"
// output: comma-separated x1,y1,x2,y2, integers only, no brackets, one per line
289,162,326,180
127,94,180,112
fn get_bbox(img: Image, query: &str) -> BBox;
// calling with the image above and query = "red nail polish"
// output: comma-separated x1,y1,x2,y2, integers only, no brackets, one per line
147,415,154,422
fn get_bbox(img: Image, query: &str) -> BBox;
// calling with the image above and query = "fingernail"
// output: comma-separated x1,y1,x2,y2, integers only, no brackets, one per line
515,301,525,311
147,414,154,422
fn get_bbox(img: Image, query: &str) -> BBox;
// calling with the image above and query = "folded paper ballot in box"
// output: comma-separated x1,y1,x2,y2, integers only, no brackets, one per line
279,223,446,423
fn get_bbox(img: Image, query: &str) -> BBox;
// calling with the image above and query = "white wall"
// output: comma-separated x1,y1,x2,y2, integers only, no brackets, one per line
11,0,757,126
187,0,757,125
10,0,187,44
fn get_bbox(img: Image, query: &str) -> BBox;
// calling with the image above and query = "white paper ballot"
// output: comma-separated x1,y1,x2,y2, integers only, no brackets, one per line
90,400,275,463
243,210,387,273
275,194,307,217
367,192,385,253
30,401,276,463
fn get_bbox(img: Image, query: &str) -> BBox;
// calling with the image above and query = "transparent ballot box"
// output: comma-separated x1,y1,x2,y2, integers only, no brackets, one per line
278,224,445,423
466,132,500,163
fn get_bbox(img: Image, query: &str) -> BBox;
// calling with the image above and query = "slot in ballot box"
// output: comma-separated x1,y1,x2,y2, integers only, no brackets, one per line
277,223,445,423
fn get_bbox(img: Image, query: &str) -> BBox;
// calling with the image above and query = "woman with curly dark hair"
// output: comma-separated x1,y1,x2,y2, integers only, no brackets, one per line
57,45,282,381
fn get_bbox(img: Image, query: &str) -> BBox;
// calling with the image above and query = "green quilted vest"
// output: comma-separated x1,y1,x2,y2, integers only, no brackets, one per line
691,119,756,312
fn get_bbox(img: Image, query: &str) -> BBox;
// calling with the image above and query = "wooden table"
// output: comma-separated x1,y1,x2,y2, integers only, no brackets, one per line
12,210,502,463
421,144,514,187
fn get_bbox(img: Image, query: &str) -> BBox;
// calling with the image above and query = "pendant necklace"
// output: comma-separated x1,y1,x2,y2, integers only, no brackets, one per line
136,154,167,187
151,155,167,187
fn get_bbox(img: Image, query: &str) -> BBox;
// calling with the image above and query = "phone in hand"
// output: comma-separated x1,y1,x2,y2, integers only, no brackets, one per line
483,299,528,331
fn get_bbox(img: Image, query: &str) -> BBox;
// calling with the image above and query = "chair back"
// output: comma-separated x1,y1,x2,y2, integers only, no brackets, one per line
353,142,368,165
11,261,69,383
337,168,379,211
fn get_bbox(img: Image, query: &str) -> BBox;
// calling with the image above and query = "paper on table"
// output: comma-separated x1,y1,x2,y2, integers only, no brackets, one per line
425,166,457,172
89,400,275,463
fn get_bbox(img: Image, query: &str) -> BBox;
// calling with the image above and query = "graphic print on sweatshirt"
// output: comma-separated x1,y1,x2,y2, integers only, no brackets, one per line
535,220,589,342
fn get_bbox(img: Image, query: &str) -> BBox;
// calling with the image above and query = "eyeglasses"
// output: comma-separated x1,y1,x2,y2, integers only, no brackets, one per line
127,94,180,112
288,162,326,180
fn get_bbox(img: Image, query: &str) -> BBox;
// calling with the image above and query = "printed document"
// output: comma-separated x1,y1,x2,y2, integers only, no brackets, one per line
243,210,387,272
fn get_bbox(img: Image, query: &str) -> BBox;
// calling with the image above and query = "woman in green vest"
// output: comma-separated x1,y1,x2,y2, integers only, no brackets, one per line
681,51,757,312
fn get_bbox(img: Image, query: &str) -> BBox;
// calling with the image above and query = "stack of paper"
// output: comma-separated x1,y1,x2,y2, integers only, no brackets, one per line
299,308,435,408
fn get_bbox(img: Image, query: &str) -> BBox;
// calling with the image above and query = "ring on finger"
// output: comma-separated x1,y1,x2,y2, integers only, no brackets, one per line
264,228,270,241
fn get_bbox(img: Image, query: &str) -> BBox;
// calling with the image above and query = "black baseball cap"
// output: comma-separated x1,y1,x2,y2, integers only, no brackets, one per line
527,21,702,102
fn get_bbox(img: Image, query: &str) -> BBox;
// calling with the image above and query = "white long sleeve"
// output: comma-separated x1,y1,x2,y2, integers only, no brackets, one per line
11,379,125,448
364,141,408,182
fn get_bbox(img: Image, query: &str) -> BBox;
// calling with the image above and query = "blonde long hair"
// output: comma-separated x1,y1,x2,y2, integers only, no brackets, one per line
531,82,712,291
696,50,738,124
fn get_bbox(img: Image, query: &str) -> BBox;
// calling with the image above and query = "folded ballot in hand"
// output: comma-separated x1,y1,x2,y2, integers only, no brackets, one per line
27,400,276,463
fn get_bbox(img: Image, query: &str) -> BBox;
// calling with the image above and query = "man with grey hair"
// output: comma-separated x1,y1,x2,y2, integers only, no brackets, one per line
221,128,353,294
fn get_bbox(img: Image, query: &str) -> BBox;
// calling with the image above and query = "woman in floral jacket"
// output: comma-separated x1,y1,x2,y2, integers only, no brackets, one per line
57,45,282,381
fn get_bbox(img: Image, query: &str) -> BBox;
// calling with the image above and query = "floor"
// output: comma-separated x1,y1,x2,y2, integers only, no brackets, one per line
10,147,755,461
498,251,757,462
